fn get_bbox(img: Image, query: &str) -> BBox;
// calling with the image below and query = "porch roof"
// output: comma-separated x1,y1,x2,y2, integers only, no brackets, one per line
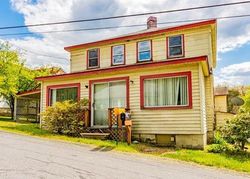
35,55,209,82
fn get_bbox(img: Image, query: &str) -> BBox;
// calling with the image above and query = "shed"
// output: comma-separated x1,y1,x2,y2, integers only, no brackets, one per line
14,89,41,122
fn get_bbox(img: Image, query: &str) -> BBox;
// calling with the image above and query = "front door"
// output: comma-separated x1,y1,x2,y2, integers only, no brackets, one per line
92,81,126,126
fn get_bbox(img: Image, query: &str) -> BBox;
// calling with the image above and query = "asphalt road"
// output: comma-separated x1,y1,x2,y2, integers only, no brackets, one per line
0,131,249,179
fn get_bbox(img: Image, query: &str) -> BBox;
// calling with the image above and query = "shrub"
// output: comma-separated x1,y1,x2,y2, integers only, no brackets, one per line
206,144,229,153
42,99,88,136
221,110,250,151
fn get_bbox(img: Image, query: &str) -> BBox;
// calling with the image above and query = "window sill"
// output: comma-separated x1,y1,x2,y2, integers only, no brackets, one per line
141,105,192,110
87,66,100,70
167,55,185,59
137,59,153,63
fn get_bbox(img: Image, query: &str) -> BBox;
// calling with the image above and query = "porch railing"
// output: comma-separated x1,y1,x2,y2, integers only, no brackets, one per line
108,108,130,141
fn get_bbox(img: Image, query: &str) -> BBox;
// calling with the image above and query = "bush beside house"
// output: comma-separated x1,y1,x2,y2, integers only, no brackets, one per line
42,99,88,136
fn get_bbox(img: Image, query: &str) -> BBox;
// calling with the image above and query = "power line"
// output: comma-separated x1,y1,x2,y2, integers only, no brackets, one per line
7,42,68,61
1,14,250,37
0,1,250,30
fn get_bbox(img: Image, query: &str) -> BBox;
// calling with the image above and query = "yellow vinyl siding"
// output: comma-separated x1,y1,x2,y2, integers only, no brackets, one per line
215,95,227,112
205,75,215,132
216,112,234,128
199,64,207,134
41,63,203,135
70,27,212,73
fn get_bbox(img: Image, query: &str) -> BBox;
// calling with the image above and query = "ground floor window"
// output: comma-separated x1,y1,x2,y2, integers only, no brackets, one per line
47,83,80,106
141,72,192,109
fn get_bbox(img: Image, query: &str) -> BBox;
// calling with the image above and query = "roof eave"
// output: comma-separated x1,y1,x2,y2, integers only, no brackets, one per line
64,19,217,52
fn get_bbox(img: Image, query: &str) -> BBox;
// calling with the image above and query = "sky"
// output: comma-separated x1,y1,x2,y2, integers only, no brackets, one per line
0,0,250,86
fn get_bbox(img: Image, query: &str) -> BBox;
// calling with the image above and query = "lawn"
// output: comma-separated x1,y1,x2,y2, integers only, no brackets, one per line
0,116,249,173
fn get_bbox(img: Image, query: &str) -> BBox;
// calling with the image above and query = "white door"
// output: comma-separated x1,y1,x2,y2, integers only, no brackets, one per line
92,81,126,126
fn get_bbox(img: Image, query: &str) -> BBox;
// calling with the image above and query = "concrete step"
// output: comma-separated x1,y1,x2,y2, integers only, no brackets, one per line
80,133,110,140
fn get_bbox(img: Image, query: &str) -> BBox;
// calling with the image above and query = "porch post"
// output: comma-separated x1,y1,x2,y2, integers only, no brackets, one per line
13,97,17,122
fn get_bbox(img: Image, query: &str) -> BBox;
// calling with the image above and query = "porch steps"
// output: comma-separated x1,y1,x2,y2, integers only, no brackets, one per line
80,133,110,140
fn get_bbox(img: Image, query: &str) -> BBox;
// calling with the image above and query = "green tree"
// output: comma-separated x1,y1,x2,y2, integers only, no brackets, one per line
227,89,240,113
0,42,52,119
242,88,250,111
221,111,250,150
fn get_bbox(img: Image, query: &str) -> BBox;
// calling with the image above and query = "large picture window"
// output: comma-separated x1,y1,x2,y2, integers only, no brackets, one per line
112,45,125,65
168,35,184,58
141,72,192,109
87,48,99,68
137,40,152,62
47,84,80,106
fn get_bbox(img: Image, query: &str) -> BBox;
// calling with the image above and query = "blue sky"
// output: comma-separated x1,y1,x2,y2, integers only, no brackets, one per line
1,0,250,86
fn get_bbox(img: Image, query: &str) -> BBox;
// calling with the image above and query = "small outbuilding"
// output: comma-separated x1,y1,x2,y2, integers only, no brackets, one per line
14,89,41,122
214,87,234,128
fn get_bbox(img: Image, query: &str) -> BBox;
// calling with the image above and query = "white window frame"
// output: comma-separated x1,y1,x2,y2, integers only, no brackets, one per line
112,45,125,65
87,48,99,69
167,35,184,58
143,75,189,108
137,40,152,62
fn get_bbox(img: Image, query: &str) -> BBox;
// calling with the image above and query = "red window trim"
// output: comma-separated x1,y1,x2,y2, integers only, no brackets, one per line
65,19,216,51
111,44,126,66
136,39,153,63
166,34,185,59
86,48,100,69
140,71,192,110
89,76,130,114
46,83,81,106
36,56,207,81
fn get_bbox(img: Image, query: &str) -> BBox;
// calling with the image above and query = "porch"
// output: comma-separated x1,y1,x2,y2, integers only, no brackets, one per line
82,108,131,142
14,89,40,123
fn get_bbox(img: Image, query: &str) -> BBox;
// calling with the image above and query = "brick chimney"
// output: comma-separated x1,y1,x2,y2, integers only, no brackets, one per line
147,16,157,29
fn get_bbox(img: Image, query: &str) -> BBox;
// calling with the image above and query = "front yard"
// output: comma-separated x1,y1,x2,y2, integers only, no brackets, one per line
0,116,249,173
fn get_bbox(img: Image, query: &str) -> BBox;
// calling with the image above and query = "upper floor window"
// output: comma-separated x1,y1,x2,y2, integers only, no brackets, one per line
168,35,184,58
137,40,152,62
112,45,125,65
87,48,99,69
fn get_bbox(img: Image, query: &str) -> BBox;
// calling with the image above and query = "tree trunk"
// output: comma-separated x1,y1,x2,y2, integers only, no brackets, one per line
9,96,15,120
241,141,245,151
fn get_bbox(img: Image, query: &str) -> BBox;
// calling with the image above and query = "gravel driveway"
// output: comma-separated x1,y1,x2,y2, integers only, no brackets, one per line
0,131,249,179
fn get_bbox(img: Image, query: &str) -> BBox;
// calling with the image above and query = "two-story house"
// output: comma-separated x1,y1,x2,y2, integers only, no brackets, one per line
36,17,217,149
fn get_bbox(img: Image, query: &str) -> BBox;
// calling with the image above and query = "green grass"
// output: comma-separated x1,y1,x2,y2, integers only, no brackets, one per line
0,116,249,173
162,150,250,173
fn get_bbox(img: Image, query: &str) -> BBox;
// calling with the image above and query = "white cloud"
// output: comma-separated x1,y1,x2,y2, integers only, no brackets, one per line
4,0,250,80
215,61,250,86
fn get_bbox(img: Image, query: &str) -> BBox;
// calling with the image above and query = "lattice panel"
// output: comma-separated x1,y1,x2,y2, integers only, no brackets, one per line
109,108,117,127
109,128,126,142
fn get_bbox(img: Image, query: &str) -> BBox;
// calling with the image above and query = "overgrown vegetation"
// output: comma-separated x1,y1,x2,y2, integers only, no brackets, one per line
42,99,88,136
227,88,241,113
221,111,250,150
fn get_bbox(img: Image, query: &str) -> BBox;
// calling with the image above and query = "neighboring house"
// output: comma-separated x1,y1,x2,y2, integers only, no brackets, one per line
214,87,234,128
36,17,217,149
0,97,10,116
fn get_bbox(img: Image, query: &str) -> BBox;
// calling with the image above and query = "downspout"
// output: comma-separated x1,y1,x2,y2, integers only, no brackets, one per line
13,97,17,121
39,81,43,129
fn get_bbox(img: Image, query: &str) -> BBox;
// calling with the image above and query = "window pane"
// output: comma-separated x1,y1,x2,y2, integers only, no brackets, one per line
94,83,109,126
169,46,182,56
113,55,124,64
109,81,126,108
139,51,151,61
113,45,124,55
144,76,187,107
89,58,98,67
138,41,150,51
169,36,182,46
50,87,78,105
88,49,98,58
